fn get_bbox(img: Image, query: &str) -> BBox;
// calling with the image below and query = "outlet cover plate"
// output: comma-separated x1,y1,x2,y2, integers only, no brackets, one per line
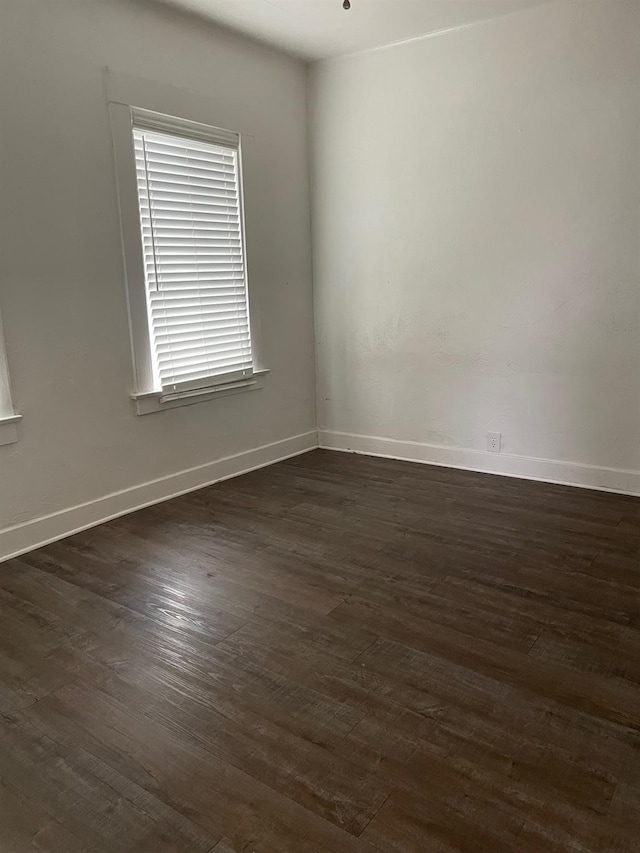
487,432,502,453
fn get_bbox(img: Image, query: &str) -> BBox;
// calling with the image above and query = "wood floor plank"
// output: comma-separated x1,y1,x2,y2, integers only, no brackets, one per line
22,681,382,853
361,788,525,853
0,779,92,853
358,632,640,732
0,712,218,852
51,658,389,835
0,449,638,851
218,624,433,735
529,624,640,684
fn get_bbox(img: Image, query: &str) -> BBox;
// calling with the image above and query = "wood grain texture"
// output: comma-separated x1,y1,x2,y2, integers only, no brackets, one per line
1,449,639,851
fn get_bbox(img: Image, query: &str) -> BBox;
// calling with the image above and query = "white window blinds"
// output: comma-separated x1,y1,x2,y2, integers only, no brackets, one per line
132,121,252,395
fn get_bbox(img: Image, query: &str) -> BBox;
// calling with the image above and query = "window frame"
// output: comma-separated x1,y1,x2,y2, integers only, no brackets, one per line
0,307,21,447
109,98,266,415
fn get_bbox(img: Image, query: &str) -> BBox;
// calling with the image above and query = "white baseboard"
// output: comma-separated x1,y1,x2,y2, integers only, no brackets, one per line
0,431,318,563
318,430,640,497
3,427,636,564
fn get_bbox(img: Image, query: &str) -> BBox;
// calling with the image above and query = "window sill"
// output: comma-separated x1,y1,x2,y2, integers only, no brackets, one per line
132,369,269,416
0,414,22,446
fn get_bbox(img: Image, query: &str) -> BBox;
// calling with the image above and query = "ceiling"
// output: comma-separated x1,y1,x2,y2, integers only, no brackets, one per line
155,0,552,61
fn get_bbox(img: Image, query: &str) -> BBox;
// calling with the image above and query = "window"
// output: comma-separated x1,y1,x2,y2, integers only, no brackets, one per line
0,308,21,446
110,104,262,414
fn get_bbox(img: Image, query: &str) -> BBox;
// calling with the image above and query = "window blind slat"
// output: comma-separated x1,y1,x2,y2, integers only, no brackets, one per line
151,265,244,274
134,124,252,393
146,251,242,259
151,308,249,322
137,156,237,179
140,171,237,189
150,312,248,324
143,219,241,231
153,321,250,337
156,346,252,366
149,290,247,302
143,219,238,228
142,139,235,161
155,331,250,349
150,315,250,330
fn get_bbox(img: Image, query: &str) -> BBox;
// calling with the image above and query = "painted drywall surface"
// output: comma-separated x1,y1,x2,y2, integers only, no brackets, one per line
0,0,315,530
311,0,640,472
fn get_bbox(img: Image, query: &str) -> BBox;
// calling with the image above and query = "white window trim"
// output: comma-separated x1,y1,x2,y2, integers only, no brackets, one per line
133,367,269,415
0,309,21,446
108,79,267,416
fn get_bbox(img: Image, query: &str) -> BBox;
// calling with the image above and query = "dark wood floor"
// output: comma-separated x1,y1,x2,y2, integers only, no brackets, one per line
1,450,639,852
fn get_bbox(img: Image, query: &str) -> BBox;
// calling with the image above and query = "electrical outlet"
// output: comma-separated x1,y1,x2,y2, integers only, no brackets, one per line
487,432,502,453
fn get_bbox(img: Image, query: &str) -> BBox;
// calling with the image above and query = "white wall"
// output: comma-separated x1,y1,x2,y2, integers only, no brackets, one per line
311,0,640,490
0,0,316,553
